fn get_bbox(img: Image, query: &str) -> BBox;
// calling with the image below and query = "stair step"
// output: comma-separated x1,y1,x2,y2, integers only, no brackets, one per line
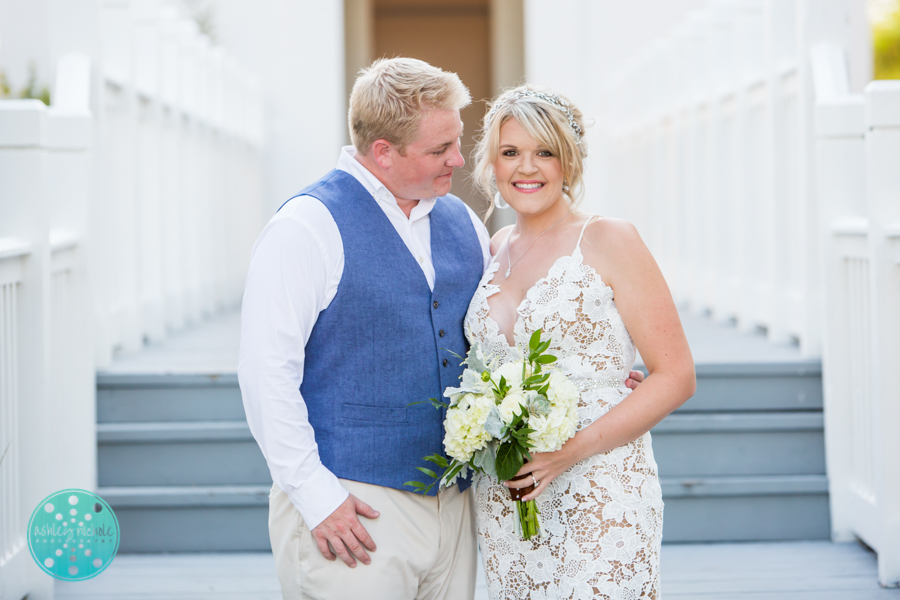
654,411,823,433
97,421,252,442
99,484,271,507
97,421,270,487
660,474,828,497
678,361,822,412
651,411,825,478
659,475,830,542
99,485,271,552
97,373,243,423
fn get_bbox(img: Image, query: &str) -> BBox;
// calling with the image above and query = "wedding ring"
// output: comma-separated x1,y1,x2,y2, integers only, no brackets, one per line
532,474,540,487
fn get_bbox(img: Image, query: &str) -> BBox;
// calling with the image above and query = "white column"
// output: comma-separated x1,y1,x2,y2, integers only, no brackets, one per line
864,80,900,588
0,100,55,600
814,90,866,545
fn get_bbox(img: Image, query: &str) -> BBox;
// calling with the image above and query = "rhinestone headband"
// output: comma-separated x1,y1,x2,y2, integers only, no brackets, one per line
485,89,583,142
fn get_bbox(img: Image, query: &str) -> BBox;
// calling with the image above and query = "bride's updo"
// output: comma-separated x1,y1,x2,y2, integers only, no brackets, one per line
472,84,588,221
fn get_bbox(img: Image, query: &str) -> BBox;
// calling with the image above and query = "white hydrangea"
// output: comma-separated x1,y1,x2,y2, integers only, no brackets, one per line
443,393,494,463
527,404,578,453
525,370,580,453
497,391,526,424
547,370,580,411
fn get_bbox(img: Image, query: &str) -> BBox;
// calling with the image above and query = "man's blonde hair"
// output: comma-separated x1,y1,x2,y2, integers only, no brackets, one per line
349,57,471,155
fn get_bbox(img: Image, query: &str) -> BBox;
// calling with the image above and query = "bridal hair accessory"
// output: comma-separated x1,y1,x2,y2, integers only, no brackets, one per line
494,191,510,210
486,89,583,142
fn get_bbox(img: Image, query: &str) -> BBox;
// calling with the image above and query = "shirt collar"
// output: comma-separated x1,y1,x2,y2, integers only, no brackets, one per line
336,146,437,221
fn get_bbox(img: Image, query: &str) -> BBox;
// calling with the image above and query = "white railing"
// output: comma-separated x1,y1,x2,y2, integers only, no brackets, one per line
598,0,869,356
816,69,900,587
0,3,264,595
591,0,900,585
0,241,27,587
91,2,264,365
0,98,78,600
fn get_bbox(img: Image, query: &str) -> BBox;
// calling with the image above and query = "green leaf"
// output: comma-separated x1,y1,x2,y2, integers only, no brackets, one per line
423,454,448,469
535,355,557,364
496,441,525,481
539,383,550,396
416,466,438,478
407,398,448,410
529,329,542,351
536,340,551,354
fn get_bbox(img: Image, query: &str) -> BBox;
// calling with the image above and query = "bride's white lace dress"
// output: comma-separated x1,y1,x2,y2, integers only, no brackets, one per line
464,221,663,599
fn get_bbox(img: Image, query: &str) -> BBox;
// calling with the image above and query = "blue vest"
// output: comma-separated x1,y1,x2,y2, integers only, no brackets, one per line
294,170,483,494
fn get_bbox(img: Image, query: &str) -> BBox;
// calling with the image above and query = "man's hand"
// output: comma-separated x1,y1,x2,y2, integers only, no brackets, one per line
625,369,645,390
311,494,379,568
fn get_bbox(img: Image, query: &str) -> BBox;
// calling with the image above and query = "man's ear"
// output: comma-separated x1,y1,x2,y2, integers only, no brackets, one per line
371,139,393,170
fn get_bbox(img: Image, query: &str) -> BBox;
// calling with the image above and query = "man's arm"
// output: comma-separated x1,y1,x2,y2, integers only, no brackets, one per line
238,199,377,567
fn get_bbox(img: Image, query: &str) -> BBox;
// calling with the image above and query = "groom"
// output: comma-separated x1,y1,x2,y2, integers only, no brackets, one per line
239,58,490,600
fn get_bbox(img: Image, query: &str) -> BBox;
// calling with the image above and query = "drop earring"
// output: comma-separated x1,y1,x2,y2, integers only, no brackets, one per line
494,191,510,210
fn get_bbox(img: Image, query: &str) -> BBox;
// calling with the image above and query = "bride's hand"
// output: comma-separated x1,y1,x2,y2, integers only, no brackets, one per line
505,439,584,502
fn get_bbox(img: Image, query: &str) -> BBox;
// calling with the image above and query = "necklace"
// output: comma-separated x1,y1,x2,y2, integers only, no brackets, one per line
505,213,570,278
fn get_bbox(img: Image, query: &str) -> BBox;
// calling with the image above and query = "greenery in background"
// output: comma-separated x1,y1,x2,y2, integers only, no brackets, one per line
0,62,51,105
874,0,900,79
192,3,218,44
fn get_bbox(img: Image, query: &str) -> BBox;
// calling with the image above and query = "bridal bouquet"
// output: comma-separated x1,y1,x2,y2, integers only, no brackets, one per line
406,329,580,540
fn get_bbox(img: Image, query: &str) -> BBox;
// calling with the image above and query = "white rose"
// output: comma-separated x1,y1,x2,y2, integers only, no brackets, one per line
492,361,526,392
497,392,526,424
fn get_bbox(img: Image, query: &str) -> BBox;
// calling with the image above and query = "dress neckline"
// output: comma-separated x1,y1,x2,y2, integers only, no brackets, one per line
483,216,598,348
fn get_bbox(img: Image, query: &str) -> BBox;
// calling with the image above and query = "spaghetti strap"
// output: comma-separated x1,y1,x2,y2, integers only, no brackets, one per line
575,216,597,249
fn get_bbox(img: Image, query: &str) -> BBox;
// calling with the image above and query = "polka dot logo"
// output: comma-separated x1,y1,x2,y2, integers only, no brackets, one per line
27,489,120,581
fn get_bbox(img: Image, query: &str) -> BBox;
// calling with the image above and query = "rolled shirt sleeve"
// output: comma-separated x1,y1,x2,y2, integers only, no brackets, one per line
238,198,349,530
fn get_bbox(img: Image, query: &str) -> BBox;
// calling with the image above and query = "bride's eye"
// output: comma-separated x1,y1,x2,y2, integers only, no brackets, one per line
502,150,518,157
538,150,554,157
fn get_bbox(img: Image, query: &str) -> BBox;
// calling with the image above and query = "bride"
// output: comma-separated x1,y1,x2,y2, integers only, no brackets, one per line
466,85,696,599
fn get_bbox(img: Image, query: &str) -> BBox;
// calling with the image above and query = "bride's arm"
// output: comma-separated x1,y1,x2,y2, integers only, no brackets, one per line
511,218,695,501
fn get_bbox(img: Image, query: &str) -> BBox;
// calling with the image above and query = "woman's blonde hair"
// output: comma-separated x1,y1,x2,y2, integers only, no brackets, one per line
472,84,587,221
349,57,471,155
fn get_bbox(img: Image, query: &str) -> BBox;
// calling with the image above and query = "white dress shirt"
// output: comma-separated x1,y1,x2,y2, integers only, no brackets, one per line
239,147,492,530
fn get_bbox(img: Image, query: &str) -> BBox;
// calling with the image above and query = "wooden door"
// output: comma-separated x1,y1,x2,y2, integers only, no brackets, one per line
374,0,491,216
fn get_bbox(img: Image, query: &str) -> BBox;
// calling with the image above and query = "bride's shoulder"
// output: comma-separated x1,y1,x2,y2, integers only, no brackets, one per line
581,216,642,251
489,224,514,257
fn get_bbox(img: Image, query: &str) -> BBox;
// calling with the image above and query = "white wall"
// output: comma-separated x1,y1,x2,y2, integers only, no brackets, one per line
202,0,346,213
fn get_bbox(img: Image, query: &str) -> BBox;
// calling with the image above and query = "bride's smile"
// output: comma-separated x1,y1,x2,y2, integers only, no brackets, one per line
493,118,566,220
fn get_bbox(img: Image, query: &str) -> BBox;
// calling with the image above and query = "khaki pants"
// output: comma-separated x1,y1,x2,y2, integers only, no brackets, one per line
269,479,477,600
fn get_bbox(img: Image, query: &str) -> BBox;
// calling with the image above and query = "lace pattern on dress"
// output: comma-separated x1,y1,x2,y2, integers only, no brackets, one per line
464,245,663,600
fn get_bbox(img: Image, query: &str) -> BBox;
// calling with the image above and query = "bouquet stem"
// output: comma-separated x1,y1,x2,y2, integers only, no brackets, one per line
516,498,541,540
508,468,542,540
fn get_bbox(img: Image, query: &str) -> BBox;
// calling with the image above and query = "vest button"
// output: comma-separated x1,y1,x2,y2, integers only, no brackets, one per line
439,329,445,337
433,301,439,309
443,359,448,367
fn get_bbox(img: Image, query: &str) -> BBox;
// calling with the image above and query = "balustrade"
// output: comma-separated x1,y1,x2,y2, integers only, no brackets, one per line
0,2,264,595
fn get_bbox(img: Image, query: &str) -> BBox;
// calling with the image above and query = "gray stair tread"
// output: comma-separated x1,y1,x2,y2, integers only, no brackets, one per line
660,474,828,497
54,542,896,600
99,485,271,507
98,420,252,442
96,308,818,377
99,311,241,376
654,412,823,432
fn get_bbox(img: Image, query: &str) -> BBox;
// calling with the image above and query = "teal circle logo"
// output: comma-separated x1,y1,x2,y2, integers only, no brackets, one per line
27,489,119,581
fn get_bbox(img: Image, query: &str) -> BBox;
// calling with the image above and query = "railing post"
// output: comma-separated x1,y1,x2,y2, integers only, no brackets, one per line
47,53,97,496
814,91,866,545
0,99,54,600
865,80,900,588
